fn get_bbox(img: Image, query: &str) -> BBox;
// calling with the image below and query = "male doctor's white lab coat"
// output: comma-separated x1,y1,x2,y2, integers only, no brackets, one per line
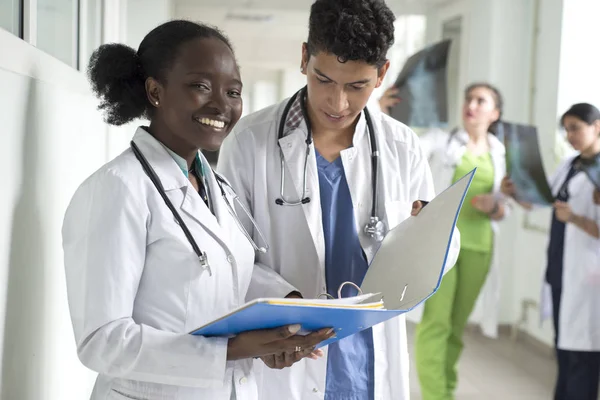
217,100,460,400
62,128,279,400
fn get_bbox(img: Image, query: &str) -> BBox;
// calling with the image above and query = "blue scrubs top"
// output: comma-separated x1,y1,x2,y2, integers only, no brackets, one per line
316,150,375,400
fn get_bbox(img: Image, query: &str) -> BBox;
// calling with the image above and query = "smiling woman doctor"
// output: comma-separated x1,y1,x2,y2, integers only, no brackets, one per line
216,1,460,399
61,20,334,400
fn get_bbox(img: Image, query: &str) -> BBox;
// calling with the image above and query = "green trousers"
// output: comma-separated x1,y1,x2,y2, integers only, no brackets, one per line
415,248,492,400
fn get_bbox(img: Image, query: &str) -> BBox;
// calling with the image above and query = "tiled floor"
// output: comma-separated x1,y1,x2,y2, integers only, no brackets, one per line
406,323,557,400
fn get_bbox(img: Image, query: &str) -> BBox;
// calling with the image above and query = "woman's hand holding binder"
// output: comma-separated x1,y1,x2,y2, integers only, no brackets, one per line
260,346,325,370
226,323,335,364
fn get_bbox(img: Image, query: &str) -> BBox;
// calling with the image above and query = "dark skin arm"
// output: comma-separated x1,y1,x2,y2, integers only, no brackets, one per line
227,324,334,364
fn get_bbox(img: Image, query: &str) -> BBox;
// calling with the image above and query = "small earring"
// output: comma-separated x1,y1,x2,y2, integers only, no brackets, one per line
154,101,159,106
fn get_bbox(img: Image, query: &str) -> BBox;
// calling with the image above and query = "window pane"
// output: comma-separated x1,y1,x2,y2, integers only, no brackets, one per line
0,0,21,36
79,0,102,71
37,0,79,67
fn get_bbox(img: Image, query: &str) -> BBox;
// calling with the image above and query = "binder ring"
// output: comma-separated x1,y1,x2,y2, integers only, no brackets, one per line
318,293,335,300
338,281,363,299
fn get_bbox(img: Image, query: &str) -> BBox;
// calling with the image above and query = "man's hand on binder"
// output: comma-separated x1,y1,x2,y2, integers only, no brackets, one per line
411,200,428,216
226,324,335,367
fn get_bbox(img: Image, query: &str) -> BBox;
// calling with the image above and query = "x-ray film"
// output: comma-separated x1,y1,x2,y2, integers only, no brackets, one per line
498,122,555,205
389,40,451,128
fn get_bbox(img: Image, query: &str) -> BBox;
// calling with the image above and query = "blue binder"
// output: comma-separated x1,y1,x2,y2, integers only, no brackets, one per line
191,169,475,347
191,300,402,348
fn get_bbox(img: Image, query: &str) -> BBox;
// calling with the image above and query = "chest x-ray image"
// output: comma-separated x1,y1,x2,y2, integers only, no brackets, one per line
497,121,555,206
388,39,451,128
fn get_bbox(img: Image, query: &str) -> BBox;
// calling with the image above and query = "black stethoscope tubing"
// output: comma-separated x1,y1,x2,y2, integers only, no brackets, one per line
275,86,380,224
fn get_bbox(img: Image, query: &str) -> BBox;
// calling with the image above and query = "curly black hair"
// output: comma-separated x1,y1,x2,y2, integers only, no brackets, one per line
87,20,234,126
306,0,396,68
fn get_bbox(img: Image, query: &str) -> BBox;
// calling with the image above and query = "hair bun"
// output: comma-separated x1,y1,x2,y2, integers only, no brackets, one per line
88,43,148,125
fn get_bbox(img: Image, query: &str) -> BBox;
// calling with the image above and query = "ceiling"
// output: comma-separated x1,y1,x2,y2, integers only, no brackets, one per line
173,0,453,75
175,0,453,14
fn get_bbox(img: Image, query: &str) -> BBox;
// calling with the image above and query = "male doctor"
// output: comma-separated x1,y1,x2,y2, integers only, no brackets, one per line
217,0,460,398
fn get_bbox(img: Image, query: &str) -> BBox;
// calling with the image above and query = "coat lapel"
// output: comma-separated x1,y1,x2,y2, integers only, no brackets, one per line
278,126,325,274
178,157,234,259
131,128,233,270
340,114,373,257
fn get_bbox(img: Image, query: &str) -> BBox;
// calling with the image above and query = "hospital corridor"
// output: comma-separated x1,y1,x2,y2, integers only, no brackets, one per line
407,323,556,399
2,0,600,399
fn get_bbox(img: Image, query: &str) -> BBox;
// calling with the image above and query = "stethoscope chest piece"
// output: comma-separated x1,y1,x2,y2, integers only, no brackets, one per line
278,86,386,243
364,216,387,243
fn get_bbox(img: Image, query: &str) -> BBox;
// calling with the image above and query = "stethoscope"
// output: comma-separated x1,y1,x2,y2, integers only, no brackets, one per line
275,86,387,242
130,141,269,270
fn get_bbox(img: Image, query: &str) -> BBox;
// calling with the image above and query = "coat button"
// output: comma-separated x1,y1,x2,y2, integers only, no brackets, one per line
227,255,234,263
239,376,247,385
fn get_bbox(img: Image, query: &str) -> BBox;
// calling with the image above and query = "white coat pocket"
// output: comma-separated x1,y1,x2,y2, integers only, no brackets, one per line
109,388,175,400
109,389,150,400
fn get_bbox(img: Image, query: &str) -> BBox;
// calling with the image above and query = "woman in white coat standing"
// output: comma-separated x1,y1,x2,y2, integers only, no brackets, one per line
62,20,333,400
406,83,508,400
502,103,600,400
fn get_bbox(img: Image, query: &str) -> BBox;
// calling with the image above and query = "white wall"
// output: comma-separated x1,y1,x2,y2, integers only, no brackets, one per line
0,30,106,400
0,1,176,397
556,0,600,112
106,0,175,162
424,0,567,346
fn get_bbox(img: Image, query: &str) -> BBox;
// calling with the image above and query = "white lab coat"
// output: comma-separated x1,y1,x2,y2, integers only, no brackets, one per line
539,154,600,351
216,99,460,400
62,128,270,400
406,128,508,338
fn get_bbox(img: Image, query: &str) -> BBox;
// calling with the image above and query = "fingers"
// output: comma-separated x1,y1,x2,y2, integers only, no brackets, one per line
276,328,335,354
308,349,324,360
411,200,423,216
259,324,302,344
264,350,308,370
263,327,335,358
261,332,329,369
261,355,277,369
294,327,336,349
